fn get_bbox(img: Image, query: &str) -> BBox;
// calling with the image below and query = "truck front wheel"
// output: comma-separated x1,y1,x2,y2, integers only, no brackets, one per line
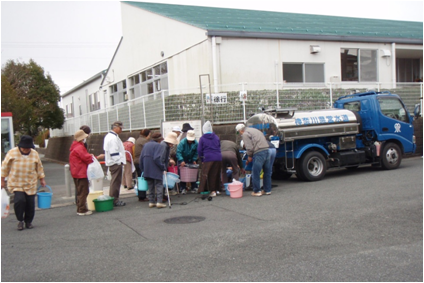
297,151,327,181
381,142,402,170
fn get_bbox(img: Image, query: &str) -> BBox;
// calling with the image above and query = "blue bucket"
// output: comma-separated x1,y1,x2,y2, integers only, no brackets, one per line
224,183,231,195
37,185,53,209
164,172,179,189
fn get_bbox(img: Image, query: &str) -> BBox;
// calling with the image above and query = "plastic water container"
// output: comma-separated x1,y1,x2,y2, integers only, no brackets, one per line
224,183,231,196
87,191,103,211
163,172,180,189
228,182,243,198
37,185,53,209
90,178,103,193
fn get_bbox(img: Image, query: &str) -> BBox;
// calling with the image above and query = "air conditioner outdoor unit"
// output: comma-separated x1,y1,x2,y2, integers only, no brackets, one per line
310,45,321,54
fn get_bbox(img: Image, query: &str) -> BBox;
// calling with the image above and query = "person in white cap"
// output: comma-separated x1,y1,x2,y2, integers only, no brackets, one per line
235,123,272,197
169,126,182,166
122,137,136,190
176,130,198,194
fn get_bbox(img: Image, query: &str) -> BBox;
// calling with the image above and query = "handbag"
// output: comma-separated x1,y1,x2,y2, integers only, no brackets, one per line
137,173,148,192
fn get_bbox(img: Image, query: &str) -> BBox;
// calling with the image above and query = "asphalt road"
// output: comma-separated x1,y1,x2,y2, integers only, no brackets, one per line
1,157,422,281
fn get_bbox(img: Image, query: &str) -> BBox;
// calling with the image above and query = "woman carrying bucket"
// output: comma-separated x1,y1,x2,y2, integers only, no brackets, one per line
1,135,46,230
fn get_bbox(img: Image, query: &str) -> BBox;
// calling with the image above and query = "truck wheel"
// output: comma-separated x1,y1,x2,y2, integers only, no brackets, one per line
298,151,327,181
381,142,402,170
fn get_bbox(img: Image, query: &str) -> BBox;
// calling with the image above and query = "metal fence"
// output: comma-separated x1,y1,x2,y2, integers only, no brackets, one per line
51,82,423,137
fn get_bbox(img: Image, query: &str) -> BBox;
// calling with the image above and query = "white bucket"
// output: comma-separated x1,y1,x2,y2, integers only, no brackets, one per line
90,178,103,193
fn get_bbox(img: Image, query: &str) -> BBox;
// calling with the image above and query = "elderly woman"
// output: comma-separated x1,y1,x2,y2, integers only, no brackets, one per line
69,130,103,216
134,129,151,201
197,121,222,197
1,135,46,230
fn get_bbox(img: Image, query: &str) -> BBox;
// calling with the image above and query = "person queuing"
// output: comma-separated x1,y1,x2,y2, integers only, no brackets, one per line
197,121,222,197
134,129,151,201
220,140,243,184
79,125,91,150
103,121,126,207
139,133,168,208
69,130,104,216
176,130,198,194
235,124,272,197
169,126,182,166
180,123,193,142
1,135,46,230
122,137,136,190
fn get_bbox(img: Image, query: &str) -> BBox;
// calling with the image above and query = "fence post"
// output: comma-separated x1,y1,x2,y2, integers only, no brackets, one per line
64,164,72,198
329,82,333,108
128,103,132,132
162,90,166,122
142,97,147,128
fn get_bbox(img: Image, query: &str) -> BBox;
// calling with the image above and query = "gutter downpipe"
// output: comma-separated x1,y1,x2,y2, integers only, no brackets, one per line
212,36,219,94
391,43,396,89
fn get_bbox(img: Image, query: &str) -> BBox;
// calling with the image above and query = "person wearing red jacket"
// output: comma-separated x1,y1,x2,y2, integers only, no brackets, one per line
69,130,103,216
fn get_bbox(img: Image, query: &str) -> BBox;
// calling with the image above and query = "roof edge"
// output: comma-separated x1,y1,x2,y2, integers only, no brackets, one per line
61,70,107,97
206,30,423,45
101,36,124,87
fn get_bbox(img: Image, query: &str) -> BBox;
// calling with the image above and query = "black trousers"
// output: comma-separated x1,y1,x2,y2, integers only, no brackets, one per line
14,191,35,223
135,163,147,200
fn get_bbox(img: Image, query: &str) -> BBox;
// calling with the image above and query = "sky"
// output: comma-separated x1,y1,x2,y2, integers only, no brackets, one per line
1,0,423,94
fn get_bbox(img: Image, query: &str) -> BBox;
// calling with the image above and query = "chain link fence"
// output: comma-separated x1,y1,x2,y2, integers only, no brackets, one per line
51,82,422,137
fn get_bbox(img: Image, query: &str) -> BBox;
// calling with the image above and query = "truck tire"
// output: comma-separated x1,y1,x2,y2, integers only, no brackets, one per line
297,151,327,181
381,142,402,170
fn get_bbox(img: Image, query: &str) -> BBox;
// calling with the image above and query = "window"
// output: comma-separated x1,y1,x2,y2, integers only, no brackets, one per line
378,97,409,123
341,48,377,82
397,58,421,82
343,101,361,112
283,63,324,83
122,80,126,89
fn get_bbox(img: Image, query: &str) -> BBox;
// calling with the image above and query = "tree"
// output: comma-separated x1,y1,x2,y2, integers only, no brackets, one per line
1,59,65,137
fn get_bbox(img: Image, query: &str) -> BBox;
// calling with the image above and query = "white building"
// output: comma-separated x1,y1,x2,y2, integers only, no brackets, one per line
57,1,423,136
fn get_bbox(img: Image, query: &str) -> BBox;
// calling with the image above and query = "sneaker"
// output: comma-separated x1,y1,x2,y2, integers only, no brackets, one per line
264,191,271,195
77,210,93,216
190,189,198,194
181,189,187,195
209,192,217,197
114,201,126,207
251,191,262,197
149,203,156,208
168,190,178,196
17,221,24,231
25,222,34,229
156,203,167,209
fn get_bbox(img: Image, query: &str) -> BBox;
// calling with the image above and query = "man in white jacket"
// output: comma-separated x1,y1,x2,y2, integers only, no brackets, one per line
103,121,126,206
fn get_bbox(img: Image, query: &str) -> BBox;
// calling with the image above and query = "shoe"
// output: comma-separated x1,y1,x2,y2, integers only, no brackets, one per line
149,203,156,208
209,192,217,197
25,222,34,229
181,189,187,195
156,203,167,209
77,211,93,216
168,190,178,195
251,191,262,197
264,191,271,195
114,201,126,207
17,221,24,231
216,191,221,195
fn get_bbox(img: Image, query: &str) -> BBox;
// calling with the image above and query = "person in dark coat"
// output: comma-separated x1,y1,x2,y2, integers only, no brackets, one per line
220,140,243,184
139,133,169,208
134,129,151,201
197,121,222,197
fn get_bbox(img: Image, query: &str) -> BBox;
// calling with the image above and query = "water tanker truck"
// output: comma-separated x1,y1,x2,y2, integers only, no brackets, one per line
246,91,416,181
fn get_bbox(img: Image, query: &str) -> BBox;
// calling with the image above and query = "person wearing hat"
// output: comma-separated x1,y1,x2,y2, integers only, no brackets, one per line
176,129,198,194
1,135,46,230
139,132,169,208
197,121,222,197
180,123,194,141
103,121,126,206
69,130,104,216
169,126,182,167
235,123,272,197
122,137,136,190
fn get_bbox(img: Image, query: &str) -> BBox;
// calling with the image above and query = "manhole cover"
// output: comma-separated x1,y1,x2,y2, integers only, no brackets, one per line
164,216,205,224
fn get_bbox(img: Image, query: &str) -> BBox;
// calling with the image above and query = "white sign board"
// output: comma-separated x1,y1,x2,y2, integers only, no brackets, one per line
240,91,247,102
161,120,202,141
205,93,228,104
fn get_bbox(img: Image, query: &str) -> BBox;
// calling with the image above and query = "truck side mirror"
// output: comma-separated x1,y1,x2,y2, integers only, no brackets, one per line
414,104,421,119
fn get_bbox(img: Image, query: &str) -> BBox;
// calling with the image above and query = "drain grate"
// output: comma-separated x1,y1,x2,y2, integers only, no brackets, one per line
164,216,205,224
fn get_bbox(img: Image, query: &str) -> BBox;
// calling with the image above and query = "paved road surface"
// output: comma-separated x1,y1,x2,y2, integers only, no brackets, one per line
1,157,422,281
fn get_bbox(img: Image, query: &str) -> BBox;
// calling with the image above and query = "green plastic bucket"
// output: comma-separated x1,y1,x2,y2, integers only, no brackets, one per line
93,198,114,212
